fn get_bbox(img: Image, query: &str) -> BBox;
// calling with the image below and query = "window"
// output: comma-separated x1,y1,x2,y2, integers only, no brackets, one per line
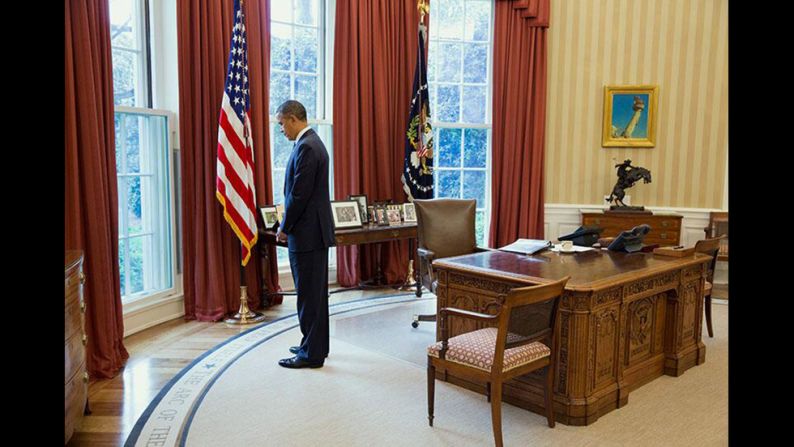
110,0,151,107
270,0,334,267
115,111,174,299
111,0,178,303
428,0,493,247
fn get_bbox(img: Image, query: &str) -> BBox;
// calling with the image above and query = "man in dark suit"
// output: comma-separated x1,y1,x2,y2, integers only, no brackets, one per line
275,100,335,369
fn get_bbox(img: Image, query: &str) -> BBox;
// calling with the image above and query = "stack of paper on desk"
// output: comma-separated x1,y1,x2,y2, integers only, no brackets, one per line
498,239,552,255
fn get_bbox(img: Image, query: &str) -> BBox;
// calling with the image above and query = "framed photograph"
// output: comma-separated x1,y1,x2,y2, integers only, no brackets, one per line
402,202,417,223
367,206,376,223
330,200,363,229
602,85,658,148
374,205,390,226
260,206,280,230
348,194,369,224
386,208,402,226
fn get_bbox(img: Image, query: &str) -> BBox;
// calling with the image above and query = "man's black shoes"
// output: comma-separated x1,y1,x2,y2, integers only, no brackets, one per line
278,356,324,369
289,346,300,354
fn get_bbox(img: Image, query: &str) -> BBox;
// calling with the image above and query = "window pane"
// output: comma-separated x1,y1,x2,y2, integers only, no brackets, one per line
463,43,488,83
271,0,292,22
465,1,491,42
437,170,461,198
115,114,123,170
109,0,137,49
437,43,462,83
127,236,146,294
115,112,174,301
271,23,293,71
112,48,137,106
294,27,318,73
462,85,486,123
463,170,485,207
435,0,464,40
127,176,142,234
463,128,487,168
271,123,293,169
124,115,141,173
294,75,317,118
294,0,318,26
270,72,291,115
277,246,289,266
436,85,461,122
427,41,437,82
437,128,461,168
272,169,286,205
119,239,127,296
475,210,485,247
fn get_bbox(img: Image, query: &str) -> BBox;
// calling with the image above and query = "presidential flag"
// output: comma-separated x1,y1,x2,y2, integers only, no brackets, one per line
215,0,258,266
401,23,434,201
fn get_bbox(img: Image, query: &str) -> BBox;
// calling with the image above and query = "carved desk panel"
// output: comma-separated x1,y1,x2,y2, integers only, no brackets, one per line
432,249,709,426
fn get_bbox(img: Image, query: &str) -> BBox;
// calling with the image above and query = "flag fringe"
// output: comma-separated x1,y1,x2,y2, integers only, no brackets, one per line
215,191,258,266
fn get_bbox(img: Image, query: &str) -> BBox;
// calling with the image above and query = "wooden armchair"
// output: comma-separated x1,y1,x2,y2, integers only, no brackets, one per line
411,199,488,328
426,277,570,447
694,236,725,338
704,212,728,262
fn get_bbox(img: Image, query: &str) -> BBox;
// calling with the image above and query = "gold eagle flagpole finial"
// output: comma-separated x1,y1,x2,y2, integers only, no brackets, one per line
418,0,429,22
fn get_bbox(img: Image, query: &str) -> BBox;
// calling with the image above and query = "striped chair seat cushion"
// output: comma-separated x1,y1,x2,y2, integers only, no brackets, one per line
427,327,550,373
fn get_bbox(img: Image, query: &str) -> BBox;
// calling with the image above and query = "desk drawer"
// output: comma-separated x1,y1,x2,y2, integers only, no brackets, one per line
65,362,88,444
646,231,680,246
65,330,86,384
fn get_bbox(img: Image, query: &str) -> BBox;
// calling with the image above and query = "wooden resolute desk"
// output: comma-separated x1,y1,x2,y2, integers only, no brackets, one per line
431,249,711,426
258,222,419,303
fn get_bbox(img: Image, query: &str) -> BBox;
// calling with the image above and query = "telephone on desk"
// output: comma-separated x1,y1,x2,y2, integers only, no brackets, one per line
607,224,651,253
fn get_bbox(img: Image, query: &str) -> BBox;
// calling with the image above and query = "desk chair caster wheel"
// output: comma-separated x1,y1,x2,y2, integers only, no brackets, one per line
411,316,419,329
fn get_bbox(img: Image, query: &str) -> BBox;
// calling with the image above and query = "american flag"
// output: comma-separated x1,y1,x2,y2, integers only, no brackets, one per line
216,0,258,266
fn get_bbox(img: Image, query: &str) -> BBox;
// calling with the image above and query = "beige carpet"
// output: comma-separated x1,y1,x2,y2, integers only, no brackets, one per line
183,300,728,446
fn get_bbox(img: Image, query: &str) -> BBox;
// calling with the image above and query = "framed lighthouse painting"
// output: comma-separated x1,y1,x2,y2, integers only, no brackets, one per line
602,85,658,148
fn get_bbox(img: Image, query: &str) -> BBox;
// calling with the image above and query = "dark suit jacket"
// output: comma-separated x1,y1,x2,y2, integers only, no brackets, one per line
281,128,336,252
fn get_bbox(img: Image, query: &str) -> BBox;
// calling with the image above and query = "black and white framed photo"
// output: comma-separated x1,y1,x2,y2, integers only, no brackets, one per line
402,202,417,223
260,206,280,230
331,200,363,229
348,194,369,224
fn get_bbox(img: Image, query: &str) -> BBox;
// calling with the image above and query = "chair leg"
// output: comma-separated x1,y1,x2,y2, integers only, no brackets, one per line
486,382,491,402
427,361,435,427
490,380,503,447
705,294,714,338
544,364,556,428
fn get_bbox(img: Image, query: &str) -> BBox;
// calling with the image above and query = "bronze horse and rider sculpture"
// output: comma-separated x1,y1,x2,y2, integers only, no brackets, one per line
606,159,652,209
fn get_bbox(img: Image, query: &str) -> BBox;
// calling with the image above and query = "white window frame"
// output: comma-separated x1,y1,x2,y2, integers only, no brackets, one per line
110,0,183,320
429,0,495,247
110,0,151,107
115,106,180,307
270,0,336,272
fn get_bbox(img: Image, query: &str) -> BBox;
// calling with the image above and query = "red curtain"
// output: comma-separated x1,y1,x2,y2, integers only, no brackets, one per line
177,0,279,321
65,0,129,379
489,0,550,247
332,0,424,287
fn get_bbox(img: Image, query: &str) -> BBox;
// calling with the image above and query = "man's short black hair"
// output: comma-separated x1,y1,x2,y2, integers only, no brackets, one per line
276,100,307,122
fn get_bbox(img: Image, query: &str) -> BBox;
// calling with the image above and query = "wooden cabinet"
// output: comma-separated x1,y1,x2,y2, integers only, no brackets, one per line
65,251,88,444
581,211,683,246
